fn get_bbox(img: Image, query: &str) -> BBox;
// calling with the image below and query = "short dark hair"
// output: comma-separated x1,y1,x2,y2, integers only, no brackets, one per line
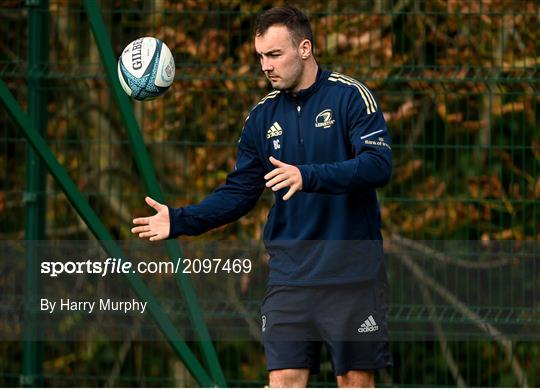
254,6,313,47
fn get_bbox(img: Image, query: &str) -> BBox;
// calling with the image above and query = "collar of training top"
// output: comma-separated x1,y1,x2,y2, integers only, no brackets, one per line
286,66,328,101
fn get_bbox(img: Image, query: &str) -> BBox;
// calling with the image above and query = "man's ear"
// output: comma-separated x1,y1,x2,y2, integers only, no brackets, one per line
299,39,312,59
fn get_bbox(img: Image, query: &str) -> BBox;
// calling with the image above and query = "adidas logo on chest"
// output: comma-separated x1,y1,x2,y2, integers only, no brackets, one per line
266,122,283,139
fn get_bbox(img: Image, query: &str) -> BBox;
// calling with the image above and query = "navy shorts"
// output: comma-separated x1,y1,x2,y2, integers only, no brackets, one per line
261,268,391,376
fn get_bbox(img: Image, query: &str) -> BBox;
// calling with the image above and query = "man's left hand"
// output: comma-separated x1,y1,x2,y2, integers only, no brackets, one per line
264,156,303,201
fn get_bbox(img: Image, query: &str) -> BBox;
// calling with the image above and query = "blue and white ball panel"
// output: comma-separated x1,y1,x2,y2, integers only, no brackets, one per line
118,47,167,100
117,37,174,101
155,42,175,88
121,36,156,79
117,61,132,96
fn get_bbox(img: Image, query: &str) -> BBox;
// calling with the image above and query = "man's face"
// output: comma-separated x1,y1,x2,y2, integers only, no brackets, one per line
255,25,304,92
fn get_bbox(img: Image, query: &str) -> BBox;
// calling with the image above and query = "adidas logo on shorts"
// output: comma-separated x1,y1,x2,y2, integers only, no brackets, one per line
358,315,379,333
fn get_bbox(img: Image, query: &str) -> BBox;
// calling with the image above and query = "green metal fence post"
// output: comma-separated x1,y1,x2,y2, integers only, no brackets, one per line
0,79,216,388
21,0,48,386
82,1,227,386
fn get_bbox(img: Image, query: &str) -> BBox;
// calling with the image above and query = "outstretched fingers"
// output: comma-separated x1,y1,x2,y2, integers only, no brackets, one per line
138,230,157,239
145,196,163,211
132,217,150,226
269,156,285,167
264,165,283,181
265,157,303,201
149,232,167,241
265,172,288,189
282,184,300,201
131,196,171,241
131,225,151,234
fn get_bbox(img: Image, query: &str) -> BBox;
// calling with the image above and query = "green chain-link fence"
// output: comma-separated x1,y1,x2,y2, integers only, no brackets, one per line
1,0,539,387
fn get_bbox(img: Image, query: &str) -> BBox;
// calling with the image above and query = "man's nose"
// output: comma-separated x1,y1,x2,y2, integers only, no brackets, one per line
261,57,273,72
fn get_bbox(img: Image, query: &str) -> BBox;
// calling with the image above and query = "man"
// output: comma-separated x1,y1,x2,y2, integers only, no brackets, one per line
132,6,392,387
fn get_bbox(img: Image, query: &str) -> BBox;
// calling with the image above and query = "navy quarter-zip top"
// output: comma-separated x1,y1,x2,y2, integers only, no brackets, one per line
169,68,392,285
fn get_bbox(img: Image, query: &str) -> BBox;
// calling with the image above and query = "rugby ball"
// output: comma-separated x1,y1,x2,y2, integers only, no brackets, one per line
117,37,175,101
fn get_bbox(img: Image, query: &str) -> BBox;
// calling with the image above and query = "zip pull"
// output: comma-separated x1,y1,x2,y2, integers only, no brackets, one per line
296,105,304,144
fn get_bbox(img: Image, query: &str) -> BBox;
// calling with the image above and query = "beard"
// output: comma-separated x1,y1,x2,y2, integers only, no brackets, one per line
267,58,304,92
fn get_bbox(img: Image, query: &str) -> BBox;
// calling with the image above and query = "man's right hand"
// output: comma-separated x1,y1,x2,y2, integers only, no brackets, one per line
131,196,170,241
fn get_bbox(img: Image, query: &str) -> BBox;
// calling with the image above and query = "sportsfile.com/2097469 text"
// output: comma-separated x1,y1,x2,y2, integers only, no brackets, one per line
40,257,252,277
